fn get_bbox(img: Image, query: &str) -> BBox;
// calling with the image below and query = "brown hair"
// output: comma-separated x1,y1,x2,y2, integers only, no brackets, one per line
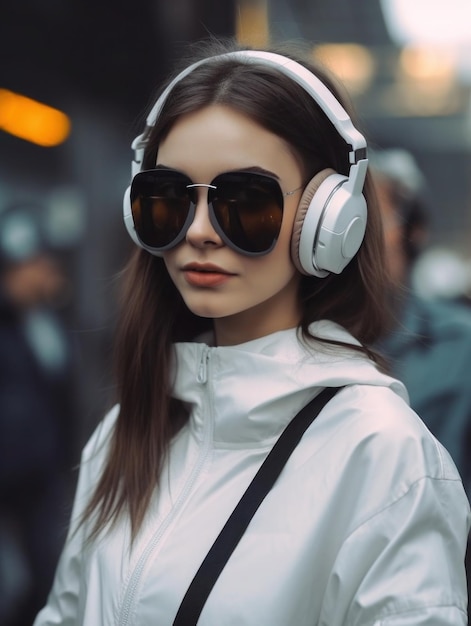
81,38,390,542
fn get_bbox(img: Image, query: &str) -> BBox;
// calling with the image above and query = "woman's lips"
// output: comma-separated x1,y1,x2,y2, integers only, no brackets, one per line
182,263,235,287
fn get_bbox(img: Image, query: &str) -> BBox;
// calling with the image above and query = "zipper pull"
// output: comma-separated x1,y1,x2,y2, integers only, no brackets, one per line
197,347,210,384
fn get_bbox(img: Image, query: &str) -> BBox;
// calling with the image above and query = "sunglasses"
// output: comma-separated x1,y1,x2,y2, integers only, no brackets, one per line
130,168,302,256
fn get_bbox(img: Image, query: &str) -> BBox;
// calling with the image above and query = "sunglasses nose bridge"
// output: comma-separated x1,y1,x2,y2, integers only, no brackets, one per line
184,183,223,246
186,183,217,217
185,182,217,209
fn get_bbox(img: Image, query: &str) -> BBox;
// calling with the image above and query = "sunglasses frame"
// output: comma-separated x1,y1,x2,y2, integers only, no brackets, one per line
130,168,295,256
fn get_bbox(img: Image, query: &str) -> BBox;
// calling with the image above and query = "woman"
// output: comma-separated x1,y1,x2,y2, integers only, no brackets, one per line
35,39,470,625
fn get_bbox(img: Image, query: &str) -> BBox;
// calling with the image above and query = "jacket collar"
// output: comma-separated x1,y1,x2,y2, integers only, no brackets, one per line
172,321,406,447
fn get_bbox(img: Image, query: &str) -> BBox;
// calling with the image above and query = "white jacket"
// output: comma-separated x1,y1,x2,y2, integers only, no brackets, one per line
35,322,470,625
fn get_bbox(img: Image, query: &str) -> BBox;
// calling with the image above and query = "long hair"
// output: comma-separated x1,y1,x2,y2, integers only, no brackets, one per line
81,38,390,542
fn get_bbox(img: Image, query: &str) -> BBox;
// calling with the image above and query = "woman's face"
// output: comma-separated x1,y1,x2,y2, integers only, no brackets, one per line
158,104,305,346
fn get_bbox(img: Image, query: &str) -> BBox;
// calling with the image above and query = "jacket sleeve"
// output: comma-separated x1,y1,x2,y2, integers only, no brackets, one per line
320,440,470,625
32,406,119,626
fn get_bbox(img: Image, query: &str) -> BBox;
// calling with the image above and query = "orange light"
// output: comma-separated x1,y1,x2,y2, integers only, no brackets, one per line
314,44,376,95
236,0,269,47
0,89,71,147
399,45,456,83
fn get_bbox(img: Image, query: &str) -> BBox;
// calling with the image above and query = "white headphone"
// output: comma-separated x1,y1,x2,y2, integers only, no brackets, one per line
123,49,368,277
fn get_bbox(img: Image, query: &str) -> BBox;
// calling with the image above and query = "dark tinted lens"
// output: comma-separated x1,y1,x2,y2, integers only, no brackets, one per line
130,170,192,249
210,172,284,254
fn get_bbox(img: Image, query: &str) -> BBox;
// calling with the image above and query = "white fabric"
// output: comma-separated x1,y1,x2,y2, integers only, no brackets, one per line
34,321,470,625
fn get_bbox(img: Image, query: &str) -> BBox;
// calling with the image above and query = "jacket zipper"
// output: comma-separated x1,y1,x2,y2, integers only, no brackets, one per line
117,346,213,625
197,346,210,383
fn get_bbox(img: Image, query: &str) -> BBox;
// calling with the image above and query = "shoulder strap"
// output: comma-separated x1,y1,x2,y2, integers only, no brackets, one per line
173,386,342,625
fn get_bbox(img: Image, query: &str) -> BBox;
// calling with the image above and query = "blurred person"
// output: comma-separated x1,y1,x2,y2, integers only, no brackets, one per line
34,41,469,625
372,148,471,495
372,148,471,625
412,245,471,303
0,202,75,626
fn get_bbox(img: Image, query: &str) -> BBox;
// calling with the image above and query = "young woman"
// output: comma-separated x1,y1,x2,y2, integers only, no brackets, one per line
35,39,470,625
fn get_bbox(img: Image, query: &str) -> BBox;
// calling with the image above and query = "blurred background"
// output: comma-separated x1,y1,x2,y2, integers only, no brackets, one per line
1,1,471,623
2,0,471,449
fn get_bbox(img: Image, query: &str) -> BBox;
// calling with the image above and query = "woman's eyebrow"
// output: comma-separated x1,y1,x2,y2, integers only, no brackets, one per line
230,165,280,179
155,163,176,170
154,164,280,179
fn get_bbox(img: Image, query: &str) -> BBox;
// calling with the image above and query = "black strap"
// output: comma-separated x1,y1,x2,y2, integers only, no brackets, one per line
173,386,342,625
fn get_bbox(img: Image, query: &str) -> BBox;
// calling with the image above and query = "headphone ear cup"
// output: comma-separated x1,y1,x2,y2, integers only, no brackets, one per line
292,168,367,277
291,168,335,276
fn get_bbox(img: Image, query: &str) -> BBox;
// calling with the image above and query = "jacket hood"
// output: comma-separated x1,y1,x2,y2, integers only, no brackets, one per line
172,321,408,446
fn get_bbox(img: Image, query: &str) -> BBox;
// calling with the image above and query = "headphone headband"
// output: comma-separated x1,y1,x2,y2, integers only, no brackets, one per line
130,50,368,180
